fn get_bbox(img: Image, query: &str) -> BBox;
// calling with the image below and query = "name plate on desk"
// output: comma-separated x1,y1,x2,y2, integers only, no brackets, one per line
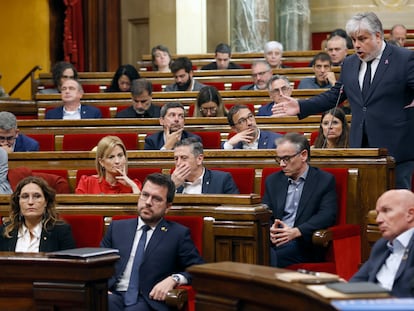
48,247,119,258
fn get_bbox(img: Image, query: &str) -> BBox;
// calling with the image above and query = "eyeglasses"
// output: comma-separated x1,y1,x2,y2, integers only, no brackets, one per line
235,113,254,126
274,150,302,165
19,193,44,202
0,135,16,143
270,86,290,95
251,70,270,78
139,192,164,204
200,107,217,114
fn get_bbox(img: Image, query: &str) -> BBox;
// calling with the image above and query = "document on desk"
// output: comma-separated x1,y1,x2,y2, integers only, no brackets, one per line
275,271,340,284
307,283,390,299
331,298,414,310
48,247,119,258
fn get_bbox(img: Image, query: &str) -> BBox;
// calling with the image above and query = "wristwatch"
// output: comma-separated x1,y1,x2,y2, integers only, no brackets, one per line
171,274,180,284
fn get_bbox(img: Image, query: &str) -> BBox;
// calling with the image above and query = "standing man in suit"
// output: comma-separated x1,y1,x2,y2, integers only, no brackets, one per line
172,137,239,194
222,104,282,150
45,79,102,119
144,102,201,150
273,12,414,189
0,111,39,152
263,133,337,267
101,173,204,311
240,60,273,90
350,189,414,297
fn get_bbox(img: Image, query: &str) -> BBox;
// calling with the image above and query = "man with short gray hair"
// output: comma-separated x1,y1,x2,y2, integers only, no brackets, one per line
0,111,39,152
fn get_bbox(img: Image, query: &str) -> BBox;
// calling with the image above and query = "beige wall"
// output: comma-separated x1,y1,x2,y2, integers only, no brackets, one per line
0,1,50,99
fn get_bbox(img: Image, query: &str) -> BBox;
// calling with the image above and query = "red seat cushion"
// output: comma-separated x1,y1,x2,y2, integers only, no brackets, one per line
26,134,55,151
59,214,104,248
211,167,255,194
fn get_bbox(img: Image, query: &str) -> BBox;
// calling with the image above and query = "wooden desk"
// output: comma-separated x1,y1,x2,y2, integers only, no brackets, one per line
188,261,336,311
0,252,119,310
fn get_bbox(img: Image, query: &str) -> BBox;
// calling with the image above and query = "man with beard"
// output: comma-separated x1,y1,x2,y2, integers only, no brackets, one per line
273,12,414,189
263,133,337,267
222,104,282,149
101,173,204,311
144,102,201,150
164,57,205,92
115,79,160,118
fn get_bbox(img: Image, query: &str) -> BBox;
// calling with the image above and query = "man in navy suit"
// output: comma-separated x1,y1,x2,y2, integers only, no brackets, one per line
172,137,239,194
101,173,204,311
0,111,39,152
263,133,337,267
222,104,282,150
257,75,293,116
273,12,414,189
144,102,201,150
350,189,414,297
45,79,101,119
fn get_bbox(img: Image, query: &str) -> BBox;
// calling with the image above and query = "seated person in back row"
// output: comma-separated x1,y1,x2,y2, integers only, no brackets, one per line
0,111,39,152
172,137,239,194
165,57,205,92
115,79,160,118
257,75,293,117
263,133,337,267
38,61,78,94
222,105,282,150
201,43,243,70
45,79,102,119
240,60,273,91
349,189,414,297
298,52,336,89
144,102,201,150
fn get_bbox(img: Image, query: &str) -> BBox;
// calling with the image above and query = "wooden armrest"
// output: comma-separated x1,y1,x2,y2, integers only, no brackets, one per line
165,288,188,310
312,229,332,247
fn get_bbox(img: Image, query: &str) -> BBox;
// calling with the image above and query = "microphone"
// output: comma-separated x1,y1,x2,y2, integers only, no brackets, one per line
322,84,344,148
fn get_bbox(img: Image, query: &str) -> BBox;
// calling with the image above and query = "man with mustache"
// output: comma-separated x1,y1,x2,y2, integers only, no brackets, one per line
273,12,414,189
165,57,205,92
116,79,160,118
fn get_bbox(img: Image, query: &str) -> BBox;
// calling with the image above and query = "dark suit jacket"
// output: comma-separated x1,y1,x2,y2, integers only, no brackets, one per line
350,235,414,297
14,134,39,152
229,130,282,150
164,80,205,92
262,166,337,246
144,130,201,150
45,105,102,119
101,217,204,311
0,222,76,252
176,168,240,194
257,102,275,116
298,43,414,163
201,62,243,70
240,83,255,90
115,104,160,118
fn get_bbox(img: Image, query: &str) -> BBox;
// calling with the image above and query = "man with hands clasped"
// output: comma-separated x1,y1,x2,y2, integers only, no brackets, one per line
144,102,201,150
222,105,282,150
263,133,337,267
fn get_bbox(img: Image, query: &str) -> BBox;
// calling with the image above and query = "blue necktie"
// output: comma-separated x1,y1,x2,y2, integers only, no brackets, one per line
124,224,150,306
362,60,373,100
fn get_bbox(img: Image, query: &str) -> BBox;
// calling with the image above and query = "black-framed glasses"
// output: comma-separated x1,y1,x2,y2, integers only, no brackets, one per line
200,107,217,114
236,113,254,125
274,150,302,165
0,135,16,143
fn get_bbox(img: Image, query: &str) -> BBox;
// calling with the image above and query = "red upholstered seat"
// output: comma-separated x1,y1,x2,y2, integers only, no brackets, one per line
310,131,319,146
261,167,361,280
230,81,252,90
192,131,221,149
62,133,138,151
97,106,112,118
59,214,104,248
26,133,55,151
75,167,162,187
211,167,255,194
82,84,101,93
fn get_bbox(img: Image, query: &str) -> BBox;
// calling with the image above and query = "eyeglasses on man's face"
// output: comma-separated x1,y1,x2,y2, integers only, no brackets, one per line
274,150,302,165
139,192,164,204
235,113,254,126
0,135,16,143
270,86,290,95
251,70,270,78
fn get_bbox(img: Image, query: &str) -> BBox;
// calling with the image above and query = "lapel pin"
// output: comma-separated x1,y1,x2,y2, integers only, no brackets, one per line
385,59,389,65
161,226,168,232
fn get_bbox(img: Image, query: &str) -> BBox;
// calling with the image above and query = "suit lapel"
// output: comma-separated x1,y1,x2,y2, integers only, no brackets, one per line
201,169,211,193
276,175,289,219
143,219,168,259
258,132,267,149
366,44,392,102
394,234,414,281
294,167,316,220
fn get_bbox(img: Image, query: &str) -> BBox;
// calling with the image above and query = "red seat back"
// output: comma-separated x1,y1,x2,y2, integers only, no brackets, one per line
211,167,255,194
112,215,204,255
193,131,221,149
310,131,319,146
260,167,283,197
202,82,226,90
62,133,138,151
231,81,252,90
59,214,104,248
26,133,55,151
97,106,112,118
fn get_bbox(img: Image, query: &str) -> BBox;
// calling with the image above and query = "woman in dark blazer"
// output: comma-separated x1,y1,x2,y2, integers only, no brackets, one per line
0,176,75,252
